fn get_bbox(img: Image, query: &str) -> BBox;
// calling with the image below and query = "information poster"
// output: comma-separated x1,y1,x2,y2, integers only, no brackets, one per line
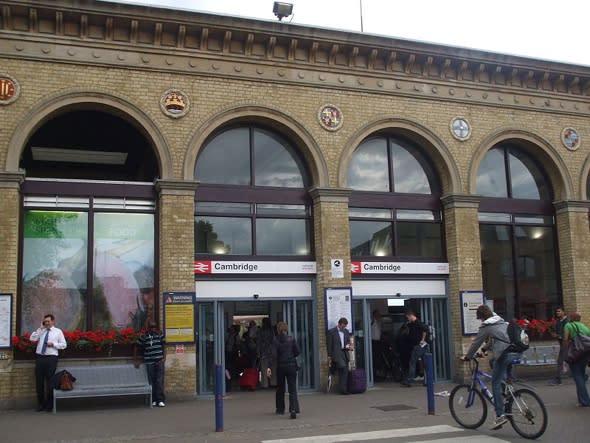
325,287,353,332
163,292,195,344
460,290,485,335
0,294,11,348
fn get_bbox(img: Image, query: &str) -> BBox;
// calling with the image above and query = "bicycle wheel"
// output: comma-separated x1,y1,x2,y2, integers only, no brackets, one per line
506,388,548,439
449,384,488,429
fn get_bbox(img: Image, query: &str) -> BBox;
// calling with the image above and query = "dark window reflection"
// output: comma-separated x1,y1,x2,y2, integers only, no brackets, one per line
196,128,250,185
256,219,309,255
477,147,508,198
509,150,549,199
397,222,442,257
347,138,389,191
254,129,306,188
350,220,392,257
391,142,431,194
195,216,251,255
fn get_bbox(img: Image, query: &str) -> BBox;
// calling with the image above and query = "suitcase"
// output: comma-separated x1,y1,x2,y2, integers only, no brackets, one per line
347,368,366,394
239,368,259,390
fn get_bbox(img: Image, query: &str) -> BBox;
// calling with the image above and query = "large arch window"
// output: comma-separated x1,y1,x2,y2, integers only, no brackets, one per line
477,144,560,323
347,135,443,260
194,126,312,257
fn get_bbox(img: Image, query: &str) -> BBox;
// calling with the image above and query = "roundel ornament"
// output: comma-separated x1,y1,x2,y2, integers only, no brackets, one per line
318,104,343,131
450,117,471,141
0,74,20,105
160,89,190,118
561,127,580,151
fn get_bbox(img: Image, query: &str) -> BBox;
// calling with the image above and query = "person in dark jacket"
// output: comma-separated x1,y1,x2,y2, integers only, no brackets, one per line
548,306,568,385
268,321,300,419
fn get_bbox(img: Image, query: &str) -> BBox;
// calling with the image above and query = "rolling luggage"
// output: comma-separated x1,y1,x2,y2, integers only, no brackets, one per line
239,368,259,390
347,368,366,394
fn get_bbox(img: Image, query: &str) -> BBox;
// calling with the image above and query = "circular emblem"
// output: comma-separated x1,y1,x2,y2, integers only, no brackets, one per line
561,127,580,151
318,104,343,131
0,74,20,105
160,89,190,118
450,117,471,140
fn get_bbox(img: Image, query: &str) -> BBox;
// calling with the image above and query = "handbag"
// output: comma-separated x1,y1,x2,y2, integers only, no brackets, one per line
59,370,76,391
565,323,590,364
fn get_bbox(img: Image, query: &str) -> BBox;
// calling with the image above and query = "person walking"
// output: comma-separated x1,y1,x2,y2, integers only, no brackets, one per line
548,306,568,385
257,318,276,388
371,310,383,380
562,312,590,407
268,321,300,419
401,310,430,386
134,321,166,407
30,314,67,412
327,317,352,395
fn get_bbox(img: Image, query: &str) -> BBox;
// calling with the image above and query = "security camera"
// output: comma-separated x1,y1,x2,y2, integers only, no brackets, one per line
396,293,402,297
253,293,259,299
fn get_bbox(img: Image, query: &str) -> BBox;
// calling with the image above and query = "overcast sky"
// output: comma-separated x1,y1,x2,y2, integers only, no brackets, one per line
108,0,590,67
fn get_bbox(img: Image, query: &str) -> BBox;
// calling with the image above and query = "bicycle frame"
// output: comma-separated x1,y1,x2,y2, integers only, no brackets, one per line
466,358,494,407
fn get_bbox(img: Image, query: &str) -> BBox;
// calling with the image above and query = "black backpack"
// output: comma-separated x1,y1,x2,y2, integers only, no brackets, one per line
502,321,530,353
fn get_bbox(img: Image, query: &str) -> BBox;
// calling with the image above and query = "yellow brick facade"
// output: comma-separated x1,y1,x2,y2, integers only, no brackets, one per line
1,0,590,406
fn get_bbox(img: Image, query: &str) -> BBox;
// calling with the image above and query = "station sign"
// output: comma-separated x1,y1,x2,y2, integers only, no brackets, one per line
351,261,449,275
194,260,316,274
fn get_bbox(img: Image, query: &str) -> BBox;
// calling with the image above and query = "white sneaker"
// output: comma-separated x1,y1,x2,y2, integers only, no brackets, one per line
490,415,508,430
152,402,157,406
157,402,165,407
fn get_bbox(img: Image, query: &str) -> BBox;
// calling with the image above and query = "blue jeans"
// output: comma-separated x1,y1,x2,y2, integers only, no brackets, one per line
492,352,520,417
406,343,429,382
570,355,590,407
146,360,165,403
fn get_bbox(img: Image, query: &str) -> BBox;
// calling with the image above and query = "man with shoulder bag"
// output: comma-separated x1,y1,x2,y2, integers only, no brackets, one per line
562,312,590,407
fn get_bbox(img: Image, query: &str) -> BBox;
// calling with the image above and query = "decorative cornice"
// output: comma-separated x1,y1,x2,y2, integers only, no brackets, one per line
0,170,25,189
1,1,590,116
309,187,352,203
441,193,481,209
554,200,590,214
155,179,198,196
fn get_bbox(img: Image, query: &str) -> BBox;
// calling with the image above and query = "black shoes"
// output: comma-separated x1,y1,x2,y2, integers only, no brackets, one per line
36,405,45,412
275,410,284,415
290,411,297,419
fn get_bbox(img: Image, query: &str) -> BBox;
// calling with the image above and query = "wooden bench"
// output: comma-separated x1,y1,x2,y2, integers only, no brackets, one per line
53,364,152,413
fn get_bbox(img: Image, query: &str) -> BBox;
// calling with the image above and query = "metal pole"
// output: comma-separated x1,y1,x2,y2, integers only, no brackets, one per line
359,0,364,32
215,364,224,432
424,352,435,415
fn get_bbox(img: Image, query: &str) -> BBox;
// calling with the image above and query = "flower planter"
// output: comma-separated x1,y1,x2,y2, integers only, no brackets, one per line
12,344,135,360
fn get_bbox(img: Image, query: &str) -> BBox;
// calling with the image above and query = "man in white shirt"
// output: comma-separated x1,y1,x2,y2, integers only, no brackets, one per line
30,314,67,412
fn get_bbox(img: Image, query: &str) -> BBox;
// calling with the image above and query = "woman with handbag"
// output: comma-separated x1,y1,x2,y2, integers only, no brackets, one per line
562,312,590,407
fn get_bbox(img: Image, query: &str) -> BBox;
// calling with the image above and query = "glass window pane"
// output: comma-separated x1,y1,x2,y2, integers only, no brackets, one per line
397,222,442,257
254,129,306,188
477,148,508,197
196,202,252,214
514,216,553,225
348,138,389,191
195,216,252,255
509,150,549,200
195,128,250,185
480,224,515,320
350,220,392,256
256,219,310,255
257,204,307,216
349,208,392,219
391,142,432,194
396,209,436,221
93,213,155,329
479,212,511,223
21,211,88,332
515,226,558,320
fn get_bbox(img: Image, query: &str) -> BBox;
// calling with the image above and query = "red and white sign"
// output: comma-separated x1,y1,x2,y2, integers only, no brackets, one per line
194,260,316,274
351,261,449,275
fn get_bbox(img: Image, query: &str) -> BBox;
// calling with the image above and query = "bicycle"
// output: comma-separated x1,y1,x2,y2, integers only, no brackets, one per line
449,354,548,439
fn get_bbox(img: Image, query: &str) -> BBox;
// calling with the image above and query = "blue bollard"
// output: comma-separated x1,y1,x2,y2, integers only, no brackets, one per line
215,364,224,432
424,352,435,415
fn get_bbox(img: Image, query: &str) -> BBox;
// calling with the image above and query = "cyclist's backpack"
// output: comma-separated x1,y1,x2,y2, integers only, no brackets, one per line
504,321,529,353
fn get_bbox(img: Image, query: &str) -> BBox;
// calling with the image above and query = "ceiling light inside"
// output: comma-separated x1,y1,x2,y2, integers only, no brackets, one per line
31,147,128,165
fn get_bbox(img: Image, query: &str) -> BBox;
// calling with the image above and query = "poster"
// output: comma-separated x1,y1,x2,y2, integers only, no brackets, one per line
0,294,11,348
325,287,352,332
164,292,195,344
460,290,485,335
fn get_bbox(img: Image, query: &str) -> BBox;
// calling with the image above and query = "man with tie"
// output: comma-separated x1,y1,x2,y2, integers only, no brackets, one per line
327,317,352,394
30,314,67,411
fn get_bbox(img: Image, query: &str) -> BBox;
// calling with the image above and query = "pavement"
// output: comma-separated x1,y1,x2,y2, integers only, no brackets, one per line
1,376,589,443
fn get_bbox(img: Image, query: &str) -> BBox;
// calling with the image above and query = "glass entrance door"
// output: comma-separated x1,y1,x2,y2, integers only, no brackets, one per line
198,301,225,395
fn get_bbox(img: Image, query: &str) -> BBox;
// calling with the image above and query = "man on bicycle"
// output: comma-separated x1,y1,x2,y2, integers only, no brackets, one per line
461,305,520,430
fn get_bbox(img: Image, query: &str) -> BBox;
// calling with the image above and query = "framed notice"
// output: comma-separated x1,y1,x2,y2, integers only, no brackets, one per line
0,294,12,348
460,290,485,335
163,292,195,344
325,287,353,332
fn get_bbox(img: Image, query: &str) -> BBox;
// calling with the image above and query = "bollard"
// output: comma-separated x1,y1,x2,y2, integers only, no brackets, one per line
215,364,224,432
424,352,435,415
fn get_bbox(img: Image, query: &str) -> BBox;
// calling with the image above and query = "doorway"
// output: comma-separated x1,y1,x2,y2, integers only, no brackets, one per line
197,299,315,395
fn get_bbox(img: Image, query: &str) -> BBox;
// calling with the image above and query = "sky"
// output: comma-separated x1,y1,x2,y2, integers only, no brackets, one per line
107,0,590,67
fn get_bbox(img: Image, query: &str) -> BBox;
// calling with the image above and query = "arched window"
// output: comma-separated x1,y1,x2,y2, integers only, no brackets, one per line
477,143,560,323
347,135,443,260
194,125,312,257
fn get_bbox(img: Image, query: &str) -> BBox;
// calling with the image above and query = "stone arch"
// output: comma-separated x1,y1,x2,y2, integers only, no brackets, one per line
183,105,328,186
5,91,173,179
337,117,460,194
579,153,590,200
469,129,573,200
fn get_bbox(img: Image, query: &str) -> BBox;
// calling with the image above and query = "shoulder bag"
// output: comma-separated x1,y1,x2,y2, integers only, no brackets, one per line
565,323,590,364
